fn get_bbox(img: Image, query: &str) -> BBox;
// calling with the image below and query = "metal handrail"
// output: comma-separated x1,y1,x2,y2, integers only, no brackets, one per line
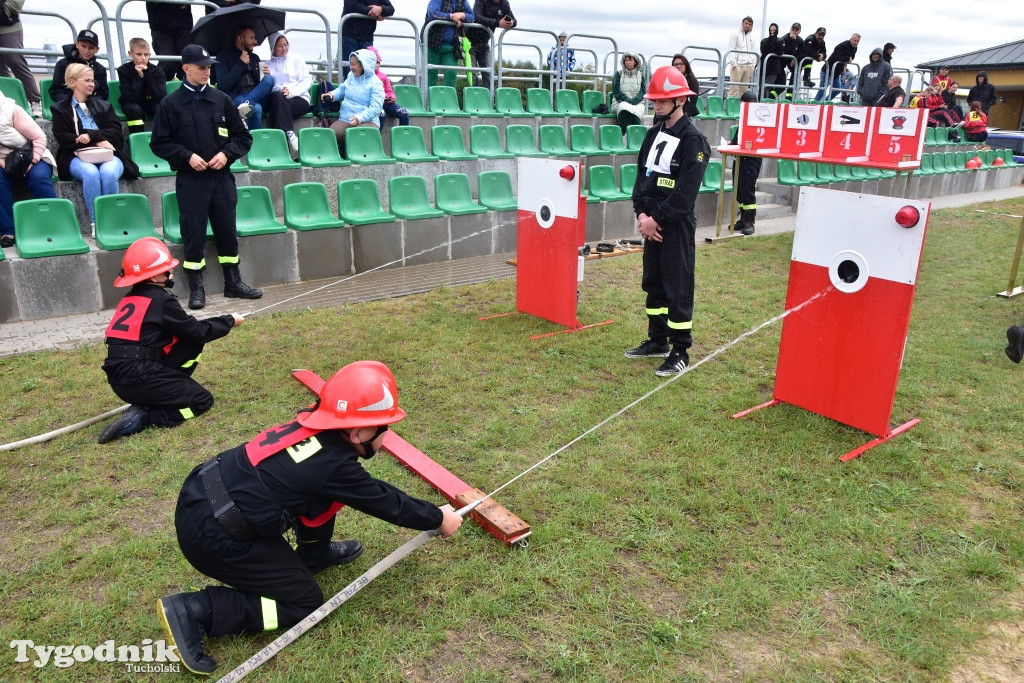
495,41,544,90
758,52,796,100
0,9,77,74
723,48,760,95
419,20,492,92
682,46,723,95
339,14,419,85
564,32,617,92
496,26,557,91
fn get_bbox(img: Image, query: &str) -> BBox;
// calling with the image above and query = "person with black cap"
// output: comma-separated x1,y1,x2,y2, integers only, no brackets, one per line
802,27,827,89
781,22,804,97
150,44,262,310
49,29,108,103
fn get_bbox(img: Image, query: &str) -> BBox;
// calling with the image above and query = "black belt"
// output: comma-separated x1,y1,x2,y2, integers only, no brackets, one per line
106,344,162,361
198,459,258,542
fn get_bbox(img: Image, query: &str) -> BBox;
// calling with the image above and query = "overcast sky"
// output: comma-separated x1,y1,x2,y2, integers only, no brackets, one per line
21,0,1024,81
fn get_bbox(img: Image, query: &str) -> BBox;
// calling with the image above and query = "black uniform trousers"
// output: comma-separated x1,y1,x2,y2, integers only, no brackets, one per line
103,356,214,427
123,100,161,134
177,170,239,270
733,156,762,208
642,215,696,351
267,92,310,134
175,467,333,636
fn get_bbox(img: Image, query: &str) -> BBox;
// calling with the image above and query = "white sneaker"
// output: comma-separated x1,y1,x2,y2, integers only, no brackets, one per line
30,101,42,117
288,132,299,154
237,102,253,119
90,222,95,238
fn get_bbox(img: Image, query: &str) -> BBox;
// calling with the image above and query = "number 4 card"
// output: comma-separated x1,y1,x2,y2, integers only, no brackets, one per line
822,106,871,162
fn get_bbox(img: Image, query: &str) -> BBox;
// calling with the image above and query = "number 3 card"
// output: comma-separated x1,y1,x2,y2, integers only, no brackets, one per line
780,104,824,157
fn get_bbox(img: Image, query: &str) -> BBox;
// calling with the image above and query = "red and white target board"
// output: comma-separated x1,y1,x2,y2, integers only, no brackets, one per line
736,187,931,461
822,105,871,162
779,104,825,158
738,101,782,154
868,107,926,168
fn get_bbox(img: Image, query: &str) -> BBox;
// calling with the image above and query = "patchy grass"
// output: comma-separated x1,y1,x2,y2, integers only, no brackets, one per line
1,198,1023,681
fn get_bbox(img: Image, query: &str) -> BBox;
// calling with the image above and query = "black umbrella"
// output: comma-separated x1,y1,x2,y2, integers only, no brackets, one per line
190,4,286,56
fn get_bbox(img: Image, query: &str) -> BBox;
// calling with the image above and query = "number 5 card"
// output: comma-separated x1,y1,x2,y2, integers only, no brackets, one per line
779,104,824,158
869,107,925,168
822,105,871,162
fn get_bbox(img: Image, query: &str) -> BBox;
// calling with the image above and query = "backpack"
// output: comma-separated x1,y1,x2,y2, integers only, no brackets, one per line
309,80,341,125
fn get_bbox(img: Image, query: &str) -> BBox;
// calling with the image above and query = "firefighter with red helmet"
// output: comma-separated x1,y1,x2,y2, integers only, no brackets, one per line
97,237,244,444
625,65,711,376
157,361,464,675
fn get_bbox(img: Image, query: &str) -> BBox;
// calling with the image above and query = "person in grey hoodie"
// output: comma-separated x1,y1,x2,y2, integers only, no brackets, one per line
856,47,892,106
967,72,997,114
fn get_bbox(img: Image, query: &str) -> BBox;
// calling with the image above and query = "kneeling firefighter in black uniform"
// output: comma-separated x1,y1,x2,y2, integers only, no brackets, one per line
98,237,243,444
157,361,464,675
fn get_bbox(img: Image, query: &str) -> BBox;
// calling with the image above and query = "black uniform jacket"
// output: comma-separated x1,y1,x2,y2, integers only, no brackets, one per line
104,283,234,368
632,114,711,229
50,96,140,181
115,62,168,111
149,83,253,173
215,425,445,539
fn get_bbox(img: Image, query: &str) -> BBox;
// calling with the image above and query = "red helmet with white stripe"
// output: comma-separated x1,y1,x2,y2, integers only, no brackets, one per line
645,65,695,100
114,236,179,287
297,361,406,430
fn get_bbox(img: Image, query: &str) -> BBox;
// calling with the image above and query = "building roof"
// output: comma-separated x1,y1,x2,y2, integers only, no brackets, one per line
918,39,1024,70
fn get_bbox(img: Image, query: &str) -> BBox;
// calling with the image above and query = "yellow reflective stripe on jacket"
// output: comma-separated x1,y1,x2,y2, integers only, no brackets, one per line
646,307,669,316
738,202,757,210
127,119,144,127
183,259,205,271
181,353,202,369
179,407,195,420
218,254,239,265
260,597,278,631
667,319,693,330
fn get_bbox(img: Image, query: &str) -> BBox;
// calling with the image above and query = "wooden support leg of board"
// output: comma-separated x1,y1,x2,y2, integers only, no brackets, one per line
291,369,531,547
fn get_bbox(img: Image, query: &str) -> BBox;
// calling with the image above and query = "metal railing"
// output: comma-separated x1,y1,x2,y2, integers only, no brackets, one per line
419,20,497,93
0,11,78,72
722,48,760,95
494,41,545,91
496,27,558,93
337,14,420,85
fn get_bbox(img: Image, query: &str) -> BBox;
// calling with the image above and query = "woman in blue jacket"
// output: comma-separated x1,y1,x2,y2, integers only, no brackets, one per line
323,49,385,150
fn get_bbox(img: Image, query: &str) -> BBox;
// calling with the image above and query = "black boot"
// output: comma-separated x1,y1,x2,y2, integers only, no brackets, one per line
157,591,217,675
1006,325,1024,364
296,540,364,574
739,208,756,236
186,270,206,310
96,405,151,444
222,263,262,300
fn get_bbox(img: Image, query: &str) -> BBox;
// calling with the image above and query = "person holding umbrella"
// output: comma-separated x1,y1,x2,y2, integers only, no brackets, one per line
423,0,474,87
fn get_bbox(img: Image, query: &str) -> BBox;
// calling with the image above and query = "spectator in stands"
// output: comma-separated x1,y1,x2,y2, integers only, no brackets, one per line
882,42,896,64
50,30,109,103
816,32,858,102
726,16,757,97
924,86,960,129
0,92,56,248
51,64,139,231
264,32,311,154
760,23,786,99
874,75,905,108
216,25,274,130
611,50,647,136
968,72,997,114
963,101,988,145
857,47,892,106
322,49,383,151
671,54,700,118
424,0,474,88
932,65,952,92
117,38,167,137
838,59,856,102
943,81,964,119
365,46,408,129
341,1,395,78
468,0,516,91
801,27,827,89
781,23,804,96
146,2,193,82
0,1,42,117
546,31,575,82
204,0,259,14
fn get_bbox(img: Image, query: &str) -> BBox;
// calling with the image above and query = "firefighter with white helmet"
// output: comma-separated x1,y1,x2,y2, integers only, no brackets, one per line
157,361,463,674
98,236,243,444
625,65,711,376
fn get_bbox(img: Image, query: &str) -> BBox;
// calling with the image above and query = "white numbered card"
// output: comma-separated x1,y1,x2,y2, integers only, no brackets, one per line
877,108,920,136
645,131,679,175
829,106,867,133
787,105,821,129
746,102,778,128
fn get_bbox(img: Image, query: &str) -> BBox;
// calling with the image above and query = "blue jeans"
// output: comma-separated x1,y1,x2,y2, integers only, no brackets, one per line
0,160,56,234
341,35,371,78
69,156,123,221
232,75,274,129
814,70,841,102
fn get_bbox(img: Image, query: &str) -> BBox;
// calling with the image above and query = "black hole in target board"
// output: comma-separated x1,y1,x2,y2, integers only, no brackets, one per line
837,259,859,284
539,205,551,222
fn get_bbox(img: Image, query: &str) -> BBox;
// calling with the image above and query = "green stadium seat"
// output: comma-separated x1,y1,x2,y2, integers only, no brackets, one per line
428,85,468,116
693,96,712,119
387,176,445,220
13,199,89,258
582,89,615,118
298,127,351,167
160,192,212,243
538,124,571,155
495,87,531,117
230,158,249,173
598,125,628,153
284,182,345,230
0,76,30,114
725,96,741,118
944,152,963,173
107,81,126,120
526,88,558,116
777,158,811,186
815,163,841,183
1000,149,1020,166
619,163,637,193
247,129,301,170
129,132,174,177
569,125,602,156
700,159,733,193
431,125,477,160
625,125,647,152
93,194,159,250
505,124,547,157
462,86,500,117
832,163,856,180
390,126,439,162
470,125,513,159
798,160,827,184
588,165,630,200
923,127,937,146
40,78,55,120
981,150,996,166
916,154,937,176
706,95,730,119
477,170,517,211
435,173,488,215
337,179,396,224
345,127,396,164
166,80,182,96
555,89,585,116
848,165,871,179
729,124,739,141
235,186,286,235
394,84,432,117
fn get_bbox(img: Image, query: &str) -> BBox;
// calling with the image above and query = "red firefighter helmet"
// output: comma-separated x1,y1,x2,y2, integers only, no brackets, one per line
113,236,180,287
645,65,695,100
297,361,407,430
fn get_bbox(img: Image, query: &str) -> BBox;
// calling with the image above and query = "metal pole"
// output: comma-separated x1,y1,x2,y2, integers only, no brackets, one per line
997,213,1024,298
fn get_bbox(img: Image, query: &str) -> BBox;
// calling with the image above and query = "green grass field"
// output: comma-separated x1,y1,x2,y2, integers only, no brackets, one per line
2,198,1022,681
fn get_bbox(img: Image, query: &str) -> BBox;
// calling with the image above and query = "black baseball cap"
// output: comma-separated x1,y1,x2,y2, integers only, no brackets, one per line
181,44,217,67
77,30,99,46
791,23,801,31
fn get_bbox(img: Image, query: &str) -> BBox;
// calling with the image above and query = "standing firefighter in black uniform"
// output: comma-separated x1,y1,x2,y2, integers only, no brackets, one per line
731,90,762,235
157,361,464,675
626,65,710,377
98,237,243,444
150,44,262,311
